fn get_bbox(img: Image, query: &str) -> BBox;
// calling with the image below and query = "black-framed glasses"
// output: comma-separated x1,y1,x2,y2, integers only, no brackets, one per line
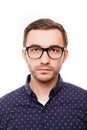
26,45,66,59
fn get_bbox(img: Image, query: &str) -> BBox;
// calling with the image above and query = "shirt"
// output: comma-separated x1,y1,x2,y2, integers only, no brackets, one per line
0,74,87,130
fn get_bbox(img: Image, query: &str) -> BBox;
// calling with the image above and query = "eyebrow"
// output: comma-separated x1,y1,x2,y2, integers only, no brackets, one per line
26,44,65,49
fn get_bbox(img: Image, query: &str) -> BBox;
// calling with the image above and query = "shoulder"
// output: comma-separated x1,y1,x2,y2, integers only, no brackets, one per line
62,81,87,100
63,81,87,92
59,75,87,96
0,74,31,104
0,85,26,111
0,85,28,127
0,85,25,101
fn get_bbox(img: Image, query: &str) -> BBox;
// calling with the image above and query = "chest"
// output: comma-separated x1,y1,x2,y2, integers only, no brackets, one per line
2,101,87,130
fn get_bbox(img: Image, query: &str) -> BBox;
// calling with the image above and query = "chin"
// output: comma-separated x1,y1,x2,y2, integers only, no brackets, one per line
35,75,55,83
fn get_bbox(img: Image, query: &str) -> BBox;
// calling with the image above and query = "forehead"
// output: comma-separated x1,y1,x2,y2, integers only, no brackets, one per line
26,29,64,47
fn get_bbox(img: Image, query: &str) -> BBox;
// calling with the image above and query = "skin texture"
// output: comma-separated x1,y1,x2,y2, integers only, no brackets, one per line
22,29,68,103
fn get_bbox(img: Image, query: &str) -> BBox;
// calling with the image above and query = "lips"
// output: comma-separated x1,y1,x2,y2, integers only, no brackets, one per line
40,69,50,71
37,68,52,73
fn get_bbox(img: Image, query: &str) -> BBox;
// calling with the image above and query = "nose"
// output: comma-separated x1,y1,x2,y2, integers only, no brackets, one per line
40,51,50,64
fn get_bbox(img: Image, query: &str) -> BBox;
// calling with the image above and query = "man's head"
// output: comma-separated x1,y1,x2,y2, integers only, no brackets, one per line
23,18,68,48
22,18,68,83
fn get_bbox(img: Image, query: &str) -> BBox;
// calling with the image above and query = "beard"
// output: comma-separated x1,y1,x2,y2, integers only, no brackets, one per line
29,65,60,83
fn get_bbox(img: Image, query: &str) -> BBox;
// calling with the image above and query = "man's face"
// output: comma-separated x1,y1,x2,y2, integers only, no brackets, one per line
22,29,68,83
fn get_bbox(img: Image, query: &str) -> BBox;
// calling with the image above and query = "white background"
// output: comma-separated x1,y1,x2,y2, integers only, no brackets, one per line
0,0,87,97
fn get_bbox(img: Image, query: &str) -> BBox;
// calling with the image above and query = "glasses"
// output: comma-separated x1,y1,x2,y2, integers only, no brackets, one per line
26,45,66,59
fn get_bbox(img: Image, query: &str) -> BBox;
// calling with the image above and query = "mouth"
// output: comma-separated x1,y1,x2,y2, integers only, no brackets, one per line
37,68,52,73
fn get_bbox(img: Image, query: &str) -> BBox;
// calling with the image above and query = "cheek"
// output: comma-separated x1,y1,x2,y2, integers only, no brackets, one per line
27,59,38,70
54,59,63,65
53,60,63,70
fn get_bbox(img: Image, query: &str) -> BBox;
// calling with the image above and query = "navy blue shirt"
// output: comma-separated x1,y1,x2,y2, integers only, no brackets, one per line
0,74,87,130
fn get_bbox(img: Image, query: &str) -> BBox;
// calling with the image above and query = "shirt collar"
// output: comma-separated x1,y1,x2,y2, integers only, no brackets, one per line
49,74,63,97
24,74,63,96
25,74,32,96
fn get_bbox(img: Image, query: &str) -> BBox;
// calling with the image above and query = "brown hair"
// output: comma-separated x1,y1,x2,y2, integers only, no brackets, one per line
23,18,68,47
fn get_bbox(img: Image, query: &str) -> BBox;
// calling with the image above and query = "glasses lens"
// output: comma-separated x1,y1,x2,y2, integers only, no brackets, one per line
28,46,42,59
48,46,63,59
26,45,65,59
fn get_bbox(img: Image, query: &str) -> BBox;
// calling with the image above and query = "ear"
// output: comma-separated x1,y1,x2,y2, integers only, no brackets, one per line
63,50,68,63
22,49,28,62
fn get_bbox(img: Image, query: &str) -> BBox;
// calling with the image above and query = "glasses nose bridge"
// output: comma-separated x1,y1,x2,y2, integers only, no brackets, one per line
42,48,49,53
41,47,49,58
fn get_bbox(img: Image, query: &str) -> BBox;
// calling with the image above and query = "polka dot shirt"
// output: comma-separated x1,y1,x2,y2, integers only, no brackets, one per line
0,74,87,130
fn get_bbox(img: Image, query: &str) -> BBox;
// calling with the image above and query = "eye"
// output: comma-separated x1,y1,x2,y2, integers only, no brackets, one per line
50,48,61,53
30,46,41,52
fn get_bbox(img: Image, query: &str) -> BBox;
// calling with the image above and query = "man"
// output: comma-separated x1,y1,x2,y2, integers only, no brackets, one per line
0,18,87,130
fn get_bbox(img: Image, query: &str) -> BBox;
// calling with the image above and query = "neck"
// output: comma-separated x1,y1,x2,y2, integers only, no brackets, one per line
29,75,58,104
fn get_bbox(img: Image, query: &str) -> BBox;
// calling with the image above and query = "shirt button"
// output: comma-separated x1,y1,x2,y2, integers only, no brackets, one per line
43,107,47,113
